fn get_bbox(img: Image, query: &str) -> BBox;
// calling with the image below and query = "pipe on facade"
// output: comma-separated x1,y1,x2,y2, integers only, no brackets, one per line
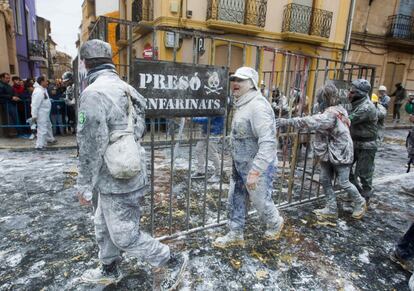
341,0,356,64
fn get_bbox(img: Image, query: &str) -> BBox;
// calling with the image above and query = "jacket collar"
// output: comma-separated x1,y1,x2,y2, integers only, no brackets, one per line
34,82,43,89
86,63,118,85
235,89,261,108
351,95,368,107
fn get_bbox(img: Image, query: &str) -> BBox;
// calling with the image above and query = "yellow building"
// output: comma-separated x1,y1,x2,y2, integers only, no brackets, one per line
79,0,120,65
80,0,96,44
0,1,18,75
113,0,357,106
348,0,414,121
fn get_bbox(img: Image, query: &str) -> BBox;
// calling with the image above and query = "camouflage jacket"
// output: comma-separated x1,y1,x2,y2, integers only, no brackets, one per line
349,96,378,149
77,68,148,195
279,105,354,165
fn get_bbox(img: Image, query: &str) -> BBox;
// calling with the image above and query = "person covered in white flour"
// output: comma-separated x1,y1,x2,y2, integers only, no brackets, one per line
276,82,367,225
213,67,284,248
76,39,187,290
31,75,56,150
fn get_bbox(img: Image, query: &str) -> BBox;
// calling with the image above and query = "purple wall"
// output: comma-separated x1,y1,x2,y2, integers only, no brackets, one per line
9,0,40,79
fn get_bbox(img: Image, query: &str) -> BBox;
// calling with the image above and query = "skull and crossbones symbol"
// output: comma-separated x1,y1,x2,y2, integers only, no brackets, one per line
204,72,223,95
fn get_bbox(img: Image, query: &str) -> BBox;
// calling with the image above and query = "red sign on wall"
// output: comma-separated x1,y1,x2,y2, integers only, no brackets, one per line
143,43,156,60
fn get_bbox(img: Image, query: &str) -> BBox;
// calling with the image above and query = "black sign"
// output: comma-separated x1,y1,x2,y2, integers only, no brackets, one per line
331,79,352,113
132,59,228,118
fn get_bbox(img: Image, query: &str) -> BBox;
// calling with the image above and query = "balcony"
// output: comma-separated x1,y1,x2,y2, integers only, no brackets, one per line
386,14,414,49
28,40,48,62
132,0,153,22
132,0,154,34
281,3,332,44
206,0,268,34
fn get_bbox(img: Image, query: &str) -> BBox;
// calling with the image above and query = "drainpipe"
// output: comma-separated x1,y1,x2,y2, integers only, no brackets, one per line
341,0,356,64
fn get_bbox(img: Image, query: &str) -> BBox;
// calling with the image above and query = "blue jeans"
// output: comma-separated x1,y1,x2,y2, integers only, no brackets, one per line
51,113,64,135
227,162,283,231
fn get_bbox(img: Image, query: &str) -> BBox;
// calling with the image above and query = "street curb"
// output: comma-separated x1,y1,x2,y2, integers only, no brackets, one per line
0,145,78,152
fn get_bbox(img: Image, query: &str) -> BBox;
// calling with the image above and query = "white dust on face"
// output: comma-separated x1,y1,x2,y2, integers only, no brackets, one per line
232,79,253,99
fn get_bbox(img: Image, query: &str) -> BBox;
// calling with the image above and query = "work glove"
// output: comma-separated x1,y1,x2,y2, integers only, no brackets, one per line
246,169,260,191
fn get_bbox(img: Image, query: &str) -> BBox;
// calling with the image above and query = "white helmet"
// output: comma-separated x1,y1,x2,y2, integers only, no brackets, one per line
378,85,387,91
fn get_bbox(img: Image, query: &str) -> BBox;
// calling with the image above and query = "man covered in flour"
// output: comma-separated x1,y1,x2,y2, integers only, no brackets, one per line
213,67,284,248
276,82,367,225
76,39,187,289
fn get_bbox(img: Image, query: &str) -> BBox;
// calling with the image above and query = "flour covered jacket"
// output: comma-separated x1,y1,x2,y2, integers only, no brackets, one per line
76,65,148,195
230,89,278,176
280,105,354,165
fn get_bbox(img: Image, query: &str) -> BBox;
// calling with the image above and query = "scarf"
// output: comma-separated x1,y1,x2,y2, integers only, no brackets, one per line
86,63,118,85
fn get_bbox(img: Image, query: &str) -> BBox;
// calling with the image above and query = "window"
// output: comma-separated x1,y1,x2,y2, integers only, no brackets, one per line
14,0,23,35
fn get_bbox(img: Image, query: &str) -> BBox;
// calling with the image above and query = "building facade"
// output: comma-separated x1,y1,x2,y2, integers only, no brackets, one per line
9,0,43,79
348,0,414,121
111,0,355,105
0,0,18,75
36,15,72,80
51,50,73,80
36,15,53,78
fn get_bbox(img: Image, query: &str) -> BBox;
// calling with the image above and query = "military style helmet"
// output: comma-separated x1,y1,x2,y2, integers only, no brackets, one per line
62,71,73,82
351,79,371,96
79,39,112,60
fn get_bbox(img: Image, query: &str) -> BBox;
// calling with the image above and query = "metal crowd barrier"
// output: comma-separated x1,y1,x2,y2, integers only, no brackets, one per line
0,100,74,130
84,16,376,240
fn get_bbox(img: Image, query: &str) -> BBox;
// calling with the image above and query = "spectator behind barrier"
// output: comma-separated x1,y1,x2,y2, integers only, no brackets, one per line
0,72,24,136
49,83,65,135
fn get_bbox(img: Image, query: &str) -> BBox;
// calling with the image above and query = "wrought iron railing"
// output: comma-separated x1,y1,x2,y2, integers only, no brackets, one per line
282,3,332,38
132,0,154,22
386,14,414,41
207,0,268,28
28,40,48,59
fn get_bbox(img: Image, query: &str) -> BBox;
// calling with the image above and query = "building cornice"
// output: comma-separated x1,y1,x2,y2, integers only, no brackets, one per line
140,16,345,51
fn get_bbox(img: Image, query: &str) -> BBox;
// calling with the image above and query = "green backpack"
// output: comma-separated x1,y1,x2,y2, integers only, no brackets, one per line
405,102,414,114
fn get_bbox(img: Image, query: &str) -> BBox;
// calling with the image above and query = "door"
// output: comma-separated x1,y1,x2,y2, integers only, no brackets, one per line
384,62,405,95
214,45,243,74
384,62,406,117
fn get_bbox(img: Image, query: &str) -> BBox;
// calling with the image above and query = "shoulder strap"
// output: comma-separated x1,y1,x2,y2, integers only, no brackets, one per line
125,89,135,132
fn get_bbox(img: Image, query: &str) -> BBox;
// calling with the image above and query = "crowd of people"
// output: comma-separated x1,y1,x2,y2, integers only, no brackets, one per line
0,71,76,147
73,39,414,290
